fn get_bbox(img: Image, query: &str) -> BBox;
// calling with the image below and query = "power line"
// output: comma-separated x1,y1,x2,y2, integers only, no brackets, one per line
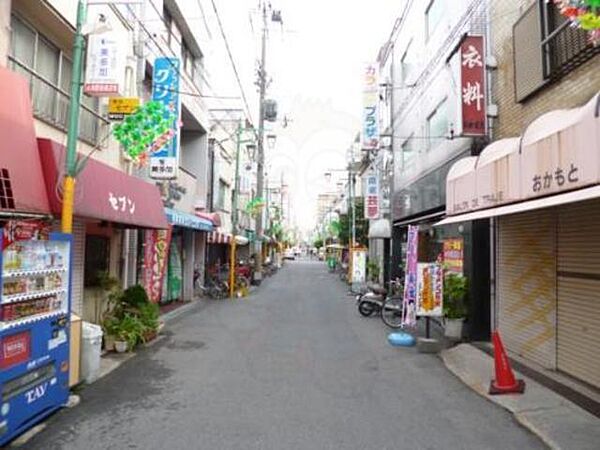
209,0,255,129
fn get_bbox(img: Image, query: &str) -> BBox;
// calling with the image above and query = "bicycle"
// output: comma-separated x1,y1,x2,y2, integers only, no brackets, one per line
380,279,405,328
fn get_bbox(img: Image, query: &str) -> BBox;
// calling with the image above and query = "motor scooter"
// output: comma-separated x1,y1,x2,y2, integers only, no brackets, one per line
356,284,388,316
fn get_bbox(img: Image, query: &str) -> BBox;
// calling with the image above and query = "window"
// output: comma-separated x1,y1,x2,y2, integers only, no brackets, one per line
401,135,416,171
163,6,173,48
8,15,105,145
425,0,444,41
182,41,194,78
400,41,414,84
217,180,229,211
426,99,448,150
84,235,110,287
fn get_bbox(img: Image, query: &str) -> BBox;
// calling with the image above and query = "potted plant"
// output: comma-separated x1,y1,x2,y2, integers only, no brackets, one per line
366,260,381,283
138,301,160,343
443,273,468,339
114,314,144,352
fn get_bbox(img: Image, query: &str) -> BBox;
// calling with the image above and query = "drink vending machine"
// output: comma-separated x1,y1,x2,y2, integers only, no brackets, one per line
0,221,71,445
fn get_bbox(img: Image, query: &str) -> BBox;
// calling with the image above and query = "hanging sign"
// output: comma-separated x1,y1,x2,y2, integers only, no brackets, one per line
361,63,379,150
143,226,173,303
83,31,126,97
108,97,140,121
460,35,486,136
443,238,464,274
150,57,181,179
402,225,419,327
364,173,380,219
416,263,444,316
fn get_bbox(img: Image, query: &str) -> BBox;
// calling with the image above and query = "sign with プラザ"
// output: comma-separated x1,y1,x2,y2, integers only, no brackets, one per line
84,31,127,96
150,57,181,179
361,63,379,150
416,263,443,317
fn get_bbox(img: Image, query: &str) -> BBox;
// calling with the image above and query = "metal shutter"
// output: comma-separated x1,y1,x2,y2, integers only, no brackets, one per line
557,200,600,388
70,219,86,316
513,2,546,102
497,209,557,368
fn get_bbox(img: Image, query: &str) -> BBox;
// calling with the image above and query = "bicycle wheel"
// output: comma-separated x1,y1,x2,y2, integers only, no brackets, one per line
381,296,404,328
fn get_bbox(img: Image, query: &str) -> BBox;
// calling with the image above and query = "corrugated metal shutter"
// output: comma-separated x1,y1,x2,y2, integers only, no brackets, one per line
513,2,546,102
557,200,600,388
497,209,556,368
71,219,86,316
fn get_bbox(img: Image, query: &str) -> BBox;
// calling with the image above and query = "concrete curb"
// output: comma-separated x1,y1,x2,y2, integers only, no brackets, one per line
441,344,600,450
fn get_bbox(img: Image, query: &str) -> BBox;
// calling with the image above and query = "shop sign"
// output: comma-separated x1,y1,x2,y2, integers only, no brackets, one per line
83,31,126,97
143,227,172,303
0,331,31,369
402,225,419,327
364,173,380,220
416,263,443,317
460,36,486,136
361,63,379,150
150,57,181,179
108,97,140,121
108,192,136,215
2,221,50,250
443,238,463,274
351,248,367,284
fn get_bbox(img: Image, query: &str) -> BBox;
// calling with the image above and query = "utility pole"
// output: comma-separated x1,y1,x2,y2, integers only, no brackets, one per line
254,2,268,284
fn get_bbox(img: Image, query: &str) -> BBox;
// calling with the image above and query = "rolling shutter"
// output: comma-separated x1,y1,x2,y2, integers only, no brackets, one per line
497,209,556,368
557,200,600,388
70,219,86,316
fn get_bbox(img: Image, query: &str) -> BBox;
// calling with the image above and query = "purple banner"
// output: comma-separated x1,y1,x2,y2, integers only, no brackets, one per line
402,225,419,327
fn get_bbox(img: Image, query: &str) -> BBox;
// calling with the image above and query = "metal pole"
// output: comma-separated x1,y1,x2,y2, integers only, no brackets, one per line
230,123,242,298
351,173,356,248
254,3,267,284
61,0,86,233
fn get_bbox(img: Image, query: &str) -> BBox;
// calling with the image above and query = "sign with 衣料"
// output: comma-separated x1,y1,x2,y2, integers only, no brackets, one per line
84,31,126,97
416,263,443,317
108,97,140,121
150,57,181,179
362,63,379,150
460,35,486,136
364,173,380,219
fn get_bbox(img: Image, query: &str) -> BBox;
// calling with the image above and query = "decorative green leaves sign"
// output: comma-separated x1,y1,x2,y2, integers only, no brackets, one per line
245,197,266,218
112,101,176,164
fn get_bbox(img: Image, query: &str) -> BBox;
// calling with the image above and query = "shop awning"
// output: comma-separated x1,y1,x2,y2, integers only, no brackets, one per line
38,139,168,229
195,211,221,227
235,235,249,245
207,230,231,244
165,208,213,231
0,67,51,217
436,184,600,226
368,219,391,239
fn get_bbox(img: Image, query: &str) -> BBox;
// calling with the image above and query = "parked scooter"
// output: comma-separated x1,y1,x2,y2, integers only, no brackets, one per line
356,284,387,316
356,279,405,328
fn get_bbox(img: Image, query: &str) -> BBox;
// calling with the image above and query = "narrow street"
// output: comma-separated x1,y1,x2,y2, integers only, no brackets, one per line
28,261,544,450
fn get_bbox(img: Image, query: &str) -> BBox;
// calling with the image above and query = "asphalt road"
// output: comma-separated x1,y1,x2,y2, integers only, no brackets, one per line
27,260,544,450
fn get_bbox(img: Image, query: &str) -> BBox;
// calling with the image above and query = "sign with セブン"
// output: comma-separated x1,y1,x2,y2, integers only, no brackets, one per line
150,57,181,179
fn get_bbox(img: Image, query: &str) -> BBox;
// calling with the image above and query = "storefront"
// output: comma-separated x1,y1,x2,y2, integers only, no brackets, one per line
439,93,600,388
38,138,168,321
392,148,491,340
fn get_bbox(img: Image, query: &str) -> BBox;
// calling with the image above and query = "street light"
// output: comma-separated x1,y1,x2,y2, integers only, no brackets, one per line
266,134,277,150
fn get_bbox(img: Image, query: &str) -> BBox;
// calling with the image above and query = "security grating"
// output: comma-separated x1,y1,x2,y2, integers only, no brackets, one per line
0,168,16,210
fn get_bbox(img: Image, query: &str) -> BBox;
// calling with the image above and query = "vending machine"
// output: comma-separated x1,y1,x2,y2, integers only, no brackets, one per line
0,221,71,446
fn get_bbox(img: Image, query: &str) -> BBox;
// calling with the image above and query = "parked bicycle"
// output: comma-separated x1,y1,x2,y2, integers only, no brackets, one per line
356,279,404,328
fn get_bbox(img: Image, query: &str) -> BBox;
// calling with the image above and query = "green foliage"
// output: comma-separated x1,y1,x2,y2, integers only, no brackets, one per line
122,284,150,308
313,238,324,249
338,199,369,246
137,302,160,332
443,273,468,319
366,260,380,282
115,314,145,350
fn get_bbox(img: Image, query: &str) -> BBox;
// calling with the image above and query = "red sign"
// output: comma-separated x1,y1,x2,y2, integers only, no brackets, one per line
143,226,172,303
460,36,486,136
443,238,464,274
0,331,31,369
2,220,50,250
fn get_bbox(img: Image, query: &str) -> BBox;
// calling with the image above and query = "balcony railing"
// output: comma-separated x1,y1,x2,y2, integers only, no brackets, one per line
542,20,600,80
8,57,109,147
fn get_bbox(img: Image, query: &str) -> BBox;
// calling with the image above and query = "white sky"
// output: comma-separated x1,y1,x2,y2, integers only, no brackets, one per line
207,0,401,232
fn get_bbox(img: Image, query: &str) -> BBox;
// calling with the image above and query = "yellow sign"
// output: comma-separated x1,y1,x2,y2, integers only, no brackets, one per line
108,97,140,120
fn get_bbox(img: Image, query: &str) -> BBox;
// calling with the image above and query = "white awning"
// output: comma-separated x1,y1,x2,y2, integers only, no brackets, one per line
436,184,600,226
235,235,249,245
368,219,391,239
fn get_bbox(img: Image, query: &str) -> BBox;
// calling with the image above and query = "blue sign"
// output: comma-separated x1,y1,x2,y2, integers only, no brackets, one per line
165,208,213,232
150,57,181,179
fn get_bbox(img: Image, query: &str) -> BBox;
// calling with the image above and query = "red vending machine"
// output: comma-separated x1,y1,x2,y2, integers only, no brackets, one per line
0,221,71,445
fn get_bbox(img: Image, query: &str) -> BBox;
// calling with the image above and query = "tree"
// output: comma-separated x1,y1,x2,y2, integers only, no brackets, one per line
313,237,324,249
338,198,369,247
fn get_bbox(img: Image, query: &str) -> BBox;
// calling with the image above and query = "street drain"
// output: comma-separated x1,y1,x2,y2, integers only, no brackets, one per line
165,340,206,350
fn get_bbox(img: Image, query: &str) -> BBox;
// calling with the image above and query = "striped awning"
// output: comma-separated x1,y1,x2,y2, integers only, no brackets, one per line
207,231,232,244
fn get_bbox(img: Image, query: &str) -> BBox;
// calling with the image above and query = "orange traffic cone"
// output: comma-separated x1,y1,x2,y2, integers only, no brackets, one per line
489,330,525,395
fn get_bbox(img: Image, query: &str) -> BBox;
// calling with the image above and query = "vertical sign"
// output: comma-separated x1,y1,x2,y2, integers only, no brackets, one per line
362,63,379,150
416,263,443,317
84,31,126,96
460,36,486,136
364,173,380,219
402,225,419,327
351,248,367,284
143,227,173,303
151,57,181,179
443,238,464,274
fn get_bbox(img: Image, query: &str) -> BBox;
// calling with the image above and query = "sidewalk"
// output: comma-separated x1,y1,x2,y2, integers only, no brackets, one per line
442,344,600,450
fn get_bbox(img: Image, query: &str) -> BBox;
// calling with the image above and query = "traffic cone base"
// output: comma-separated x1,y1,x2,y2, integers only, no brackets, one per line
489,378,526,395
488,330,526,395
